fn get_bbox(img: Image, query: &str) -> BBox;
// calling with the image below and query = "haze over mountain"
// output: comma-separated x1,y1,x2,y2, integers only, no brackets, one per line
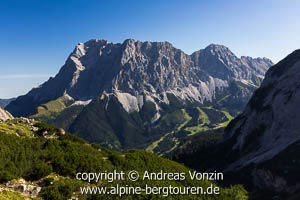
6,39,273,150
0,98,15,108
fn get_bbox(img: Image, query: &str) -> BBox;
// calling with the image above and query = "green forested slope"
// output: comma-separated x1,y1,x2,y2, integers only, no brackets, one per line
0,119,247,200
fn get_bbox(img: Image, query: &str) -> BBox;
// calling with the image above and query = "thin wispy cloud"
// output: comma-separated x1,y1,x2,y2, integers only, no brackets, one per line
0,74,51,79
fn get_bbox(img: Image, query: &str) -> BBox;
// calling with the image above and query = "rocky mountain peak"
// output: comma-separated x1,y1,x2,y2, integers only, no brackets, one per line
191,44,273,81
204,43,236,57
7,39,272,118
241,56,273,64
5,38,274,151
241,56,273,76
123,38,135,45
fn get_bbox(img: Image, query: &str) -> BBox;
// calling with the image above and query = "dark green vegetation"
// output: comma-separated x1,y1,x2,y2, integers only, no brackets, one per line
6,39,273,154
172,128,238,171
28,92,237,156
8,78,258,154
181,49,300,200
0,119,248,200
146,106,233,156
31,96,84,130
173,127,300,200
69,96,148,150
29,90,239,156
144,81,250,156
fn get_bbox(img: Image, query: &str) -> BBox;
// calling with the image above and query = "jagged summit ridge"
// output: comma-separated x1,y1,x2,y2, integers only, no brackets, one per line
5,38,273,150
7,39,272,118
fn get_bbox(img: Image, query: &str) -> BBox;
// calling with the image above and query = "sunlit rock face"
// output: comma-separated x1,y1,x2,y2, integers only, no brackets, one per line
7,39,272,117
6,39,272,150
0,107,13,121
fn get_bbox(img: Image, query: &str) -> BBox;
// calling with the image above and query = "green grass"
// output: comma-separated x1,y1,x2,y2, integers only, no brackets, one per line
176,109,192,130
0,120,248,200
215,110,234,128
214,94,231,106
159,109,190,131
31,97,71,122
0,119,33,137
148,106,234,155
163,138,180,155
0,190,39,200
146,132,173,152
185,107,210,135
147,109,192,152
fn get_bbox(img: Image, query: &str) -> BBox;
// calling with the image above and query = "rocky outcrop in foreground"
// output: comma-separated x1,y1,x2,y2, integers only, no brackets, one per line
0,107,13,121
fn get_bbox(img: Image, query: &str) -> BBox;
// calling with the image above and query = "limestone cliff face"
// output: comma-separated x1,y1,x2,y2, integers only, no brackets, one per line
0,107,13,121
224,49,300,170
5,39,272,150
7,39,272,118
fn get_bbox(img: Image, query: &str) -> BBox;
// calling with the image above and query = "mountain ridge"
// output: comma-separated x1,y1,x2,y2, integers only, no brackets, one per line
7,39,272,116
6,38,273,150
224,49,300,170
173,49,300,198
0,98,16,108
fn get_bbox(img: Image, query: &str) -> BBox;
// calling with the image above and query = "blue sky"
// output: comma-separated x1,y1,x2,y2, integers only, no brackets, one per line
0,0,300,98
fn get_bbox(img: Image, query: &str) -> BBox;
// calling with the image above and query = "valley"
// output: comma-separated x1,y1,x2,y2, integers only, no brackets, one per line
2,41,300,199
1,1,299,199
174,49,300,199
146,106,234,156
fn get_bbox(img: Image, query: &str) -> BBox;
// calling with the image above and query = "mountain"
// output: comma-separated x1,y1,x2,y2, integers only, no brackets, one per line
6,39,273,151
223,49,300,170
174,49,300,198
0,98,16,108
0,117,247,200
